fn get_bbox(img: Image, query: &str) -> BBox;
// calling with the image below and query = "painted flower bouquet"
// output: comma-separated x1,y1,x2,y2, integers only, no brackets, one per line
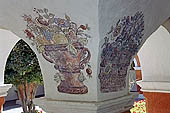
130,100,146,113
23,8,92,94
23,8,91,55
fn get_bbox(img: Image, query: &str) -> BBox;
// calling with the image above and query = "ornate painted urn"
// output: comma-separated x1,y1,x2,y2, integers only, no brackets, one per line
42,42,91,94
23,8,92,94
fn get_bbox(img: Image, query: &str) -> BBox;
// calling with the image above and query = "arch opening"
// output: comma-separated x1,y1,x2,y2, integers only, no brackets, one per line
138,25,170,82
3,38,45,111
0,29,20,85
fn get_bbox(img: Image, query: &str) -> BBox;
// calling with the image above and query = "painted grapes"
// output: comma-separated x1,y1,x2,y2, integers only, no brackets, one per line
99,12,144,93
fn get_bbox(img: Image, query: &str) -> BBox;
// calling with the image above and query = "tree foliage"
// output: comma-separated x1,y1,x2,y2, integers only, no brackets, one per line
4,39,43,86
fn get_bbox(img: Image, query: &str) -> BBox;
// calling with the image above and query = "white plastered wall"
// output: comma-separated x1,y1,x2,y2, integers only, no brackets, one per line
138,26,170,82
0,0,100,101
97,0,170,100
0,0,169,102
137,26,170,92
0,29,20,85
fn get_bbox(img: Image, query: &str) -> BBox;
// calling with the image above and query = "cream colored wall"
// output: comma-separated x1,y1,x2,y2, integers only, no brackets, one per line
0,0,169,102
138,26,170,82
0,29,20,85
97,0,170,101
0,0,100,101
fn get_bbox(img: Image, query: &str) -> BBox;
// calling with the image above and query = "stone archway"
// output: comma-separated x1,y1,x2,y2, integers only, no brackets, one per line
137,18,170,112
0,1,170,113
138,24,170,86
0,29,20,112
0,28,45,112
0,29,20,85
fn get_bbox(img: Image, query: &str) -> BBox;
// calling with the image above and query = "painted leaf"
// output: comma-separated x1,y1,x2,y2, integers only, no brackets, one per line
78,38,88,46
84,33,92,38
78,72,86,82
44,8,48,13
66,44,78,55
37,9,44,13
49,13,55,18
48,18,55,24
43,14,49,19
54,73,60,83
65,14,70,21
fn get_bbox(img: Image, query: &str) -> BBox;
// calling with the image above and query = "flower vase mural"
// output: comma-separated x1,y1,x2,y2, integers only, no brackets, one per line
99,12,144,93
23,8,92,94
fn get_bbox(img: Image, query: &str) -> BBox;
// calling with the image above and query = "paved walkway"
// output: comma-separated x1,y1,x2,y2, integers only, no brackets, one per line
3,106,45,113
3,94,144,113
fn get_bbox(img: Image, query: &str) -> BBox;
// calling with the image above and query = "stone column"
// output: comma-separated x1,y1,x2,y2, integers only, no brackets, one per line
29,0,144,112
134,55,143,94
0,0,170,112
2,0,170,113
0,84,12,112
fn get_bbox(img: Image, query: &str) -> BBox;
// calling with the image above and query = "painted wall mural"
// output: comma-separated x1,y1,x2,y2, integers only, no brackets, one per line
23,8,92,94
99,12,144,93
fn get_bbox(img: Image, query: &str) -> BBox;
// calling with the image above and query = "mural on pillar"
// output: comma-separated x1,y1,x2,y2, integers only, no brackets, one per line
23,8,93,94
99,12,144,93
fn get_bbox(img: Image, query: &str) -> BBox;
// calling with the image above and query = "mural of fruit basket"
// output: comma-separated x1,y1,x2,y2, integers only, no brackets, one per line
23,8,92,94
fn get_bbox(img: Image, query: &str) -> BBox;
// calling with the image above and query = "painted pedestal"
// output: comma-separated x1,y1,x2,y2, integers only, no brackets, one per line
34,93,137,113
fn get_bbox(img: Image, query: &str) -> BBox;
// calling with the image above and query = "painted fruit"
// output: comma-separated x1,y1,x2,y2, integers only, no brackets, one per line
86,68,92,75
53,33,68,44
80,25,86,30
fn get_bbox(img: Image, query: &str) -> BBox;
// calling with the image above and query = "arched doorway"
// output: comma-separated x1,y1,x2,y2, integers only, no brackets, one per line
137,18,170,112
0,29,20,85
0,29,45,112
0,29,20,112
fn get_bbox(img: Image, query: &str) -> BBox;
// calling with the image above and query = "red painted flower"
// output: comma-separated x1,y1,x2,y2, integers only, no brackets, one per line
80,25,86,30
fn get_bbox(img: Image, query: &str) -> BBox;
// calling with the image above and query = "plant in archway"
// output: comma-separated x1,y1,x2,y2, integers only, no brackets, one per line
4,39,43,113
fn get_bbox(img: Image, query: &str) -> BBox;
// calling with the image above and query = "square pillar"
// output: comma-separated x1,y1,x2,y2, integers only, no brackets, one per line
19,0,144,112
